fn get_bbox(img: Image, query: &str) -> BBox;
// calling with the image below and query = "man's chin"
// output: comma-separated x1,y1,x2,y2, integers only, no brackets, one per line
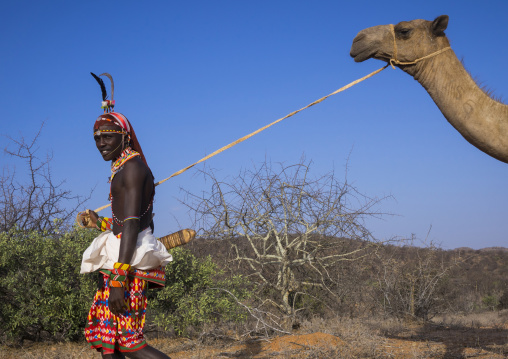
99,147,123,162
101,153,114,161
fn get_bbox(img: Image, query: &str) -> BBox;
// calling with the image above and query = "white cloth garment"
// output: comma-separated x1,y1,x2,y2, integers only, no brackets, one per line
80,228,173,274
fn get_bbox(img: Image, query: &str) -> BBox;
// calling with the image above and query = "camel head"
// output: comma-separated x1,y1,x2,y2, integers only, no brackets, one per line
350,15,450,72
350,15,508,164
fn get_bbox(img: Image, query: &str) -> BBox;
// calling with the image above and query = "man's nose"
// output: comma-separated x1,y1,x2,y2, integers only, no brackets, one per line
97,137,106,148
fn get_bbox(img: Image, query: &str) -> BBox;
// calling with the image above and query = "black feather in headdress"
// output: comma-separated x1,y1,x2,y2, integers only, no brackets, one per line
90,72,108,101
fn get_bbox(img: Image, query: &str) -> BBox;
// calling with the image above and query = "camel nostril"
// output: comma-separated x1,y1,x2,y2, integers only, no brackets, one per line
353,33,366,44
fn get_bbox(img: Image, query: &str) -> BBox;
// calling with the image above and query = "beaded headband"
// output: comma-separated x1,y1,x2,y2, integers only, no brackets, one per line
93,128,128,137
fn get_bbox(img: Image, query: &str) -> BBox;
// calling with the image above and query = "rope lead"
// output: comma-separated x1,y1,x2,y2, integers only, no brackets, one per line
94,66,388,213
94,29,452,214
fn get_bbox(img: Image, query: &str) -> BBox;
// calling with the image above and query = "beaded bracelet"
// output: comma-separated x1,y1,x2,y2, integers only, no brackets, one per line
110,268,129,283
114,262,132,271
109,262,132,288
109,280,125,288
96,217,113,232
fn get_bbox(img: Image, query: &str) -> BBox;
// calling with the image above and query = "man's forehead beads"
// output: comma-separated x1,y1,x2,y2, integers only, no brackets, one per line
93,128,128,137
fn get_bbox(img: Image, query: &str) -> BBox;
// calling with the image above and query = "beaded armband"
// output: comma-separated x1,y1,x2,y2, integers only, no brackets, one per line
96,217,113,232
109,262,132,288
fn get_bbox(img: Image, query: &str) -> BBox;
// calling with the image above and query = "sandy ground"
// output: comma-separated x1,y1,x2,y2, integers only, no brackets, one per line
2,324,508,359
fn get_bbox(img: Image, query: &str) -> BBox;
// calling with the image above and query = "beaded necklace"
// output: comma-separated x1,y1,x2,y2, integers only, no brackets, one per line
109,147,153,227
109,147,140,183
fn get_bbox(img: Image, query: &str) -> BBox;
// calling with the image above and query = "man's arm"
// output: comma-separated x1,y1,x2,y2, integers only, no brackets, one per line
117,163,144,264
108,160,147,316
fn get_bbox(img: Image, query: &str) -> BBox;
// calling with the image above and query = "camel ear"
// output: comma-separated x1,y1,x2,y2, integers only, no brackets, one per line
431,15,448,36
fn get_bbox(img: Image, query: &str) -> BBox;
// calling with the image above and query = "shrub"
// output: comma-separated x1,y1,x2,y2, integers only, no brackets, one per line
482,294,499,311
0,227,97,343
149,247,251,336
0,228,251,342
372,241,459,320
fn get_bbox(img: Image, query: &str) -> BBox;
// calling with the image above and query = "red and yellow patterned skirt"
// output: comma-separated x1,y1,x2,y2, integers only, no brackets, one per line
85,274,148,354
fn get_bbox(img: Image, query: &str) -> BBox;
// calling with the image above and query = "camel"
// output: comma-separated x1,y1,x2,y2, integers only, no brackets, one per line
350,15,508,164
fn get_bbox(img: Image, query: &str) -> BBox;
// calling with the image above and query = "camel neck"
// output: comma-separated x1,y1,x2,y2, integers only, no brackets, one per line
404,49,508,163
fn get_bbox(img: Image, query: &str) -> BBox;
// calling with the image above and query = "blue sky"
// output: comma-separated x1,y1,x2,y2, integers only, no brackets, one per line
1,1,507,249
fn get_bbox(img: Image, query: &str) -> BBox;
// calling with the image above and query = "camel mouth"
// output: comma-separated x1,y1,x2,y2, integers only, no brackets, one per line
350,34,376,62
350,48,372,63
350,43,374,63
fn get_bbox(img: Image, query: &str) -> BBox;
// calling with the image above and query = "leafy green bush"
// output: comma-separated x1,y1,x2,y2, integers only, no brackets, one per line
0,227,97,342
150,247,251,336
482,294,499,311
0,228,251,342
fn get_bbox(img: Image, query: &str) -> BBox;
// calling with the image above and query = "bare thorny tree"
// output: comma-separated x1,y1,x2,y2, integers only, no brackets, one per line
1,124,88,232
185,159,390,327
373,233,463,321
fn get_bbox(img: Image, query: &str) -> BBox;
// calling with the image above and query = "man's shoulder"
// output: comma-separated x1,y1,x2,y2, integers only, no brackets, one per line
120,157,152,181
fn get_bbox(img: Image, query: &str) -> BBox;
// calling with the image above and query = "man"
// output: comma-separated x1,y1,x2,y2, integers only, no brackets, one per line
80,109,173,358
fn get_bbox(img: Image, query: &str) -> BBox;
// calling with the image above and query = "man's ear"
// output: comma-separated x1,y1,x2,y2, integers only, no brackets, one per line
432,15,448,36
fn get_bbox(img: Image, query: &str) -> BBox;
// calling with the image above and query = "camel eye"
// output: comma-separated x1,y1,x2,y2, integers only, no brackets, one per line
396,28,412,39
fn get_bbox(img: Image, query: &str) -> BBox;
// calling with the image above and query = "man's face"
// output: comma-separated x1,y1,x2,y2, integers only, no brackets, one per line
94,125,126,161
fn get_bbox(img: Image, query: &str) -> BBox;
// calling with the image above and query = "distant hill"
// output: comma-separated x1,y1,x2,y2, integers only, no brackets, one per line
186,235,508,313
478,247,508,253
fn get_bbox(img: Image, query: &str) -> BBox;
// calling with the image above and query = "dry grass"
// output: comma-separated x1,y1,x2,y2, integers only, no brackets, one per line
3,312,508,358
299,316,387,357
432,309,508,329
0,341,95,359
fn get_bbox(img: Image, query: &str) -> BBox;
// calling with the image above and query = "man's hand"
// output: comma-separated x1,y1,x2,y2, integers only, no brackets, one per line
108,286,128,317
76,209,100,228
88,210,99,224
